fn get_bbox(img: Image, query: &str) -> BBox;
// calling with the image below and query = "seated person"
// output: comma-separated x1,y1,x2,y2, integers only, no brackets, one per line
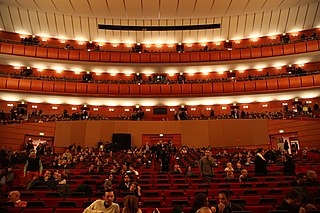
84,189,120,213
171,164,182,174
8,191,27,207
104,174,115,190
118,174,131,190
239,169,248,182
306,170,319,186
88,164,96,174
128,182,141,197
224,162,234,179
212,190,244,212
185,166,198,177
277,190,306,213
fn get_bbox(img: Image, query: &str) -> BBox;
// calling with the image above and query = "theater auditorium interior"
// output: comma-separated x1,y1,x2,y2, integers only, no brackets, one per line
0,0,320,212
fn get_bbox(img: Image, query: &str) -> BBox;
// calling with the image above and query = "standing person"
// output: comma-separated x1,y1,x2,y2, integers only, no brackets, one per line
24,151,43,182
200,150,216,182
284,140,290,153
83,189,120,213
212,190,244,213
122,195,142,213
254,148,268,176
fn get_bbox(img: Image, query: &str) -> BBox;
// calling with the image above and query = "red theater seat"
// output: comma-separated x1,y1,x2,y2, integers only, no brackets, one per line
200,52,210,61
212,83,222,93
251,48,262,58
272,45,283,56
6,78,19,90
87,84,97,94
119,84,130,94
100,52,110,61
191,84,202,94
223,82,234,93
150,84,161,95
120,52,130,62
240,49,251,59
22,208,53,213
261,46,272,57
210,52,220,60
300,75,314,87
181,84,191,94
89,52,100,61
283,44,295,55
267,79,278,90
230,50,240,60
160,53,170,62
306,40,319,52
129,84,140,94
255,80,267,91
0,77,7,89
54,82,65,93
170,53,180,62
245,81,255,91
97,84,108,94
47,48,58,59
55,208,83,213
13,44,25,55
234,82,244,92
289,77,301,88
69,50,80,60
65,82,76,93
150,53,160,62
42,81,54,92
109,84,119,94
277,78,289,89
19,79,31,91
220,51,230,60
140,84,150,94
0,43,13,54
295,42,307,53
36,47,48,58
130,53,140,62
58,49,69,60
161,84,170,94
171,84,182,94
77,83,87,93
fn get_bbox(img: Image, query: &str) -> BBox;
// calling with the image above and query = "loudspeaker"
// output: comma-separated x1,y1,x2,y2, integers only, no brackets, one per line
112,133,131,150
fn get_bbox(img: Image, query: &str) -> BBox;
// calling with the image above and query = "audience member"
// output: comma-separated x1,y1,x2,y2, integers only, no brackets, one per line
200,150,216,181
212,190,244,213
306,170,319,186
277,190,305,213
190,193,212,213
239,169,248,182
83,189,120,213
254,148,267,176
24,151,43,182
282,154,296,175
122,195,142,213
8,191,27,207
224,162,234,179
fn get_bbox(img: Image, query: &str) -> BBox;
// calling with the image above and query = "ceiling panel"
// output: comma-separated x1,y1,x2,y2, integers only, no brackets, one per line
38,11,50,35
34,0,57,13
193,0,213,18
142,0,159,19
211,0,232,17
277,8,289,33
304,2,318,29
261,0,282,11
9,6,23,32
46,13,58,37
236,14,246,39
107,0,127,18
0,5,14,32
313,3,320,28
269,10,280,34
124,0,142,19
226,0,249,16
80,16,90,40
72,16,81,38
286,6,298,32
70,0,93,17
176,0,196,18
18,8,32,34
295,4,308,30
15,0,39,9
0,0,21,8
244,13,254,37
64,14,73,38
52,0,75,15
159,0,178,19
55,13,66,37
28,10,41,34
242,0,267,13
252,12,263,35
88,0,110,18
260,11,271,35
278,0,299,10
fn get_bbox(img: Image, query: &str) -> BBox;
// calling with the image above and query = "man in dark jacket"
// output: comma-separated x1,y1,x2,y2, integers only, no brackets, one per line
212,190,244,213
24,151,43,183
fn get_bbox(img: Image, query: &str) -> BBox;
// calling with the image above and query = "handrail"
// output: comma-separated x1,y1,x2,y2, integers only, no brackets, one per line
1,74,319,96
0,39,319,63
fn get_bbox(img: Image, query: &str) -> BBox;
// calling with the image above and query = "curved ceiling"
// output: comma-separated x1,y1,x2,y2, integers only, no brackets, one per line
0,0,319,43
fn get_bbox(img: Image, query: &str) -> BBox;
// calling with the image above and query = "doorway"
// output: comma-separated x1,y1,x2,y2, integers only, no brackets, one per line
269,132,299,153
142,134,181,148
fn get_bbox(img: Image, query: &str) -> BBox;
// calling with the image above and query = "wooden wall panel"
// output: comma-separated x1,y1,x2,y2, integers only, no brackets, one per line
289,77,301,88
97,84,108,94
300,76,314,87
119,84,130,94
129,84,140,95
255,80,266,91
65,82,76,93
87,84,98,94
30,80,43,91
77,83,88,94
266,79,278,90
54,82,65,92
277,78,289,89
191,84,202,94
42,81,54,92
19,79,31,91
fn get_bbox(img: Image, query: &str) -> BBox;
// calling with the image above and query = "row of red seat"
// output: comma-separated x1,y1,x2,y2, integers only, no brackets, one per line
0,40,319,63
1,75,319,95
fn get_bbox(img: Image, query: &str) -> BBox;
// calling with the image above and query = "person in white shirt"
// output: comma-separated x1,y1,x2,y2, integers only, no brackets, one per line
83,189,120,213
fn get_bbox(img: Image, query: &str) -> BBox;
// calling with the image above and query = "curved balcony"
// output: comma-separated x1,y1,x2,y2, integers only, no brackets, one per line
1,74,319,97
0,40,319,63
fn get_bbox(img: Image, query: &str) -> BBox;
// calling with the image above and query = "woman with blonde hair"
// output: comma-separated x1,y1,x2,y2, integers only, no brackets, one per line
122,195,142,213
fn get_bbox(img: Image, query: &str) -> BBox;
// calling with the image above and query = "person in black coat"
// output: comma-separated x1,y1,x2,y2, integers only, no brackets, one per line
212,190,244,213
283,154,295,175
254,148,268,176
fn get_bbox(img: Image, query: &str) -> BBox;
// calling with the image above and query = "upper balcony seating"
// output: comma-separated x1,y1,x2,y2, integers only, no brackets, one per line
0,39,319,63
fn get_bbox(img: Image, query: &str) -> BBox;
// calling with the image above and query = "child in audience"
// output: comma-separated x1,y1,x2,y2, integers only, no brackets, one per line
224,162,234,179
